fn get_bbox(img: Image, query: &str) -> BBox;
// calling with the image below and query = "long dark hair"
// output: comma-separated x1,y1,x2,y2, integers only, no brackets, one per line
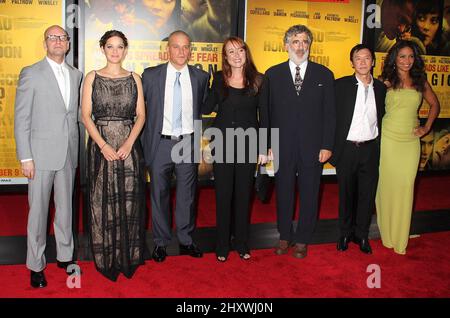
221,36,262,95
411,0,443,54
381,40,427,92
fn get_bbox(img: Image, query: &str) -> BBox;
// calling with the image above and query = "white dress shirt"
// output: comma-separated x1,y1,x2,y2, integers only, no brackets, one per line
289,59,308,84
346,75,378,142
162,62,194,136
46,56,70,110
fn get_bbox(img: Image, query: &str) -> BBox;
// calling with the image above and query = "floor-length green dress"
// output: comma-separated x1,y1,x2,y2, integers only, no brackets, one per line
376,89,422,255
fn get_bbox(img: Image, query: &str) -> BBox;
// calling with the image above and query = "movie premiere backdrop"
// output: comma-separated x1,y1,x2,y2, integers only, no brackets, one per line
1,0,449,186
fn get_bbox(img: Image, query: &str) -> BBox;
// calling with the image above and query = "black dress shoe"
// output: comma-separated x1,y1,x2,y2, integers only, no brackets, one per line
354,236,373,254
30,270,47,288
179,244,203,258
152,246,167,262
57,260,81,275
337,235,353,251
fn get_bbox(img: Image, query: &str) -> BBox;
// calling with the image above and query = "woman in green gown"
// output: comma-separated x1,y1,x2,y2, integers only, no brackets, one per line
376,40,440,255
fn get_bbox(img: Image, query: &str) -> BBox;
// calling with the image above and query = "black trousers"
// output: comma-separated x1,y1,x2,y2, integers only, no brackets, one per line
335,140,380,239
213,162,255,257
275,158,323,245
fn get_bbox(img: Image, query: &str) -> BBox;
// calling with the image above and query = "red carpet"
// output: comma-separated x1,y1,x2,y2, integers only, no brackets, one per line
1,175,449,236
1,231,449,298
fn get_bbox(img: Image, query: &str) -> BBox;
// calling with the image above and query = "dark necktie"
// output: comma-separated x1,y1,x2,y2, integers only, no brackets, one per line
294,66,303,95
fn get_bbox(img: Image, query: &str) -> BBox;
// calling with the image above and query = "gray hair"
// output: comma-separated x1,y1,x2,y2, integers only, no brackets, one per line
283,25,313,45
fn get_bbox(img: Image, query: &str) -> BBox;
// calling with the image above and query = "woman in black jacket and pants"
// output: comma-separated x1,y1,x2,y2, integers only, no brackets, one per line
202,36,267,262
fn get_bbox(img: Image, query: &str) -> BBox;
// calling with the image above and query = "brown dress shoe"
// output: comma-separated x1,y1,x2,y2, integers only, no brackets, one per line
274,240,291,255
292,243,307,259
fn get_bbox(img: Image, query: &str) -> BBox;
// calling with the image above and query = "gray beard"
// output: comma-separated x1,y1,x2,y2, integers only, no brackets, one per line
288,48,309,65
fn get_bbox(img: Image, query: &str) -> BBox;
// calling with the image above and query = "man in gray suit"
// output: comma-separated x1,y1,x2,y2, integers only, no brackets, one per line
14,25,83,288
141,30,209,262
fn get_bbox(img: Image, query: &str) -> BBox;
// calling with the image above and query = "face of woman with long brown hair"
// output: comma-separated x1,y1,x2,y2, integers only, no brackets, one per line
395,46,415,73
224,39,246,70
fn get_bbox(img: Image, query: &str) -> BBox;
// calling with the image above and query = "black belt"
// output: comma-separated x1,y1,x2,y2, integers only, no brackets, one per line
348,139,376,147
160,133,193,141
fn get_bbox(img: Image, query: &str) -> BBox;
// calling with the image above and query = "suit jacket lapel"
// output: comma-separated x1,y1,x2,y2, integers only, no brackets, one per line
188,65,198,117
373,80,385,131
282,61,298,96
347,76,359,123
300,61,311,93
156,63,168,133
159,63,168,112
41,58,67,112
67,65,76,112
373,81,383,115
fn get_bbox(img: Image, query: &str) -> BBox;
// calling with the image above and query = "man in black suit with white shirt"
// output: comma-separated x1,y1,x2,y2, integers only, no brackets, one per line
330,44,386,254
260,25,336,259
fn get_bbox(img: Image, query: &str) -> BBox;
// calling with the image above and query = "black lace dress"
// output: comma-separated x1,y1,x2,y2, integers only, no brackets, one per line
87,73,146,281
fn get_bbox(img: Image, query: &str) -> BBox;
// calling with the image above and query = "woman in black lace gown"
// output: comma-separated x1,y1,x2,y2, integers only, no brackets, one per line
81,30,146,281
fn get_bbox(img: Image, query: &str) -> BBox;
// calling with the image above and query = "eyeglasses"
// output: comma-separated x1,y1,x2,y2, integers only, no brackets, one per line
46,34,70,42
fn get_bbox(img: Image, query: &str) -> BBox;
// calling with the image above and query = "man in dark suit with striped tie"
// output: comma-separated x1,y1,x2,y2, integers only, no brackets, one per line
260,24,336,259
141,30,209,262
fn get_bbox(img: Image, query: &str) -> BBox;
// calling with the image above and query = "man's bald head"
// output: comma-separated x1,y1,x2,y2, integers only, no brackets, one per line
43,25,70,62
44,25,68,40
